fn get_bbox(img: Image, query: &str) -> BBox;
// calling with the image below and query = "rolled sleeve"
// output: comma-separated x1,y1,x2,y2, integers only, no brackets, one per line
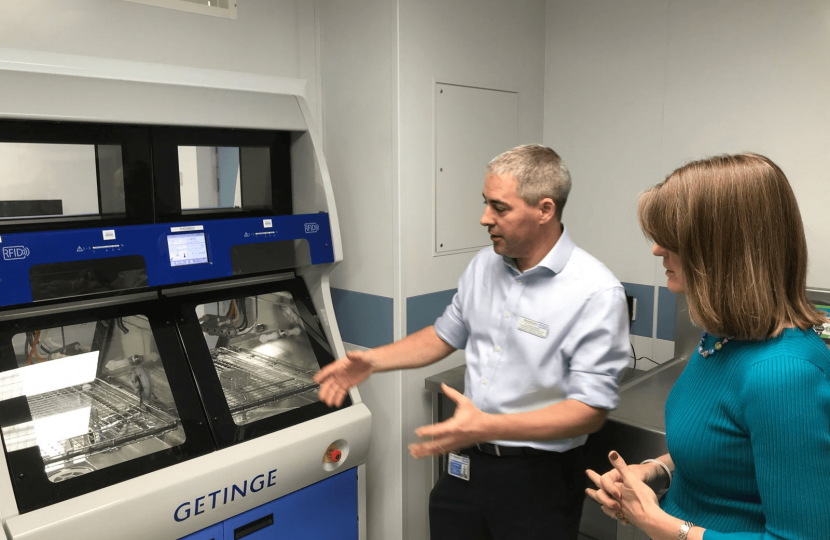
565,286,630,410
433,290,469,350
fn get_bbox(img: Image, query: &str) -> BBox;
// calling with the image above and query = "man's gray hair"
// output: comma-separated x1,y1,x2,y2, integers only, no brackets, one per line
486,144,571,219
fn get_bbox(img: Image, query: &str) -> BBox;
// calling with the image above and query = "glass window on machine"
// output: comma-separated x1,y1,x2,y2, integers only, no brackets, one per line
197,293,321,426
178,146,271,213
0,142,126,219
0,317,184,483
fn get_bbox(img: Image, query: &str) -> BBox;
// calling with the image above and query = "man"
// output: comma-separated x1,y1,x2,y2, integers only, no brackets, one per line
314,144,629,540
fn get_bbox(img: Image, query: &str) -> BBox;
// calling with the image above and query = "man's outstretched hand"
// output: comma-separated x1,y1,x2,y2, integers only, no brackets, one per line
313,349,375,407
408,384,490,458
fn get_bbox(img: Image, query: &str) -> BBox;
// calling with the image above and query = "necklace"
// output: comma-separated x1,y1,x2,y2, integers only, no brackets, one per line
698,332,733,358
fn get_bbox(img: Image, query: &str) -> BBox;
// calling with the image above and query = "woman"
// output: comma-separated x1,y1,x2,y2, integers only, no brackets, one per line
586,154,830,539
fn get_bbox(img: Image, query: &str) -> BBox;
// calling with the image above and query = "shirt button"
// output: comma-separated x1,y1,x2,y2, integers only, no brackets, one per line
504,311,510,318
482,379,488,385
494,345,501,352
517,280,523,285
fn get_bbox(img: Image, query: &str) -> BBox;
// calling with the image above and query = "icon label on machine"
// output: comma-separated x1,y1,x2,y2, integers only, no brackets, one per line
170,225,205,233
102,229,116,240
304,223,319,234
2,246,30,260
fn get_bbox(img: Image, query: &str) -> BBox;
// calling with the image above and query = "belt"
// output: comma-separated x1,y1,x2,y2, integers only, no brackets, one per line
474,443,550,457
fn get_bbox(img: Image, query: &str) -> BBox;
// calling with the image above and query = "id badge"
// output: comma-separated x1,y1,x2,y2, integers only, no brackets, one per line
448,452,470,481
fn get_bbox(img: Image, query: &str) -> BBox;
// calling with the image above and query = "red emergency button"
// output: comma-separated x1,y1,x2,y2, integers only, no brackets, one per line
324,442,343,464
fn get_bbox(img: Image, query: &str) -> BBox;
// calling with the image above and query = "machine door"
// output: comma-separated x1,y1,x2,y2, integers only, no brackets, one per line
173,277,350,447
0,299,214,513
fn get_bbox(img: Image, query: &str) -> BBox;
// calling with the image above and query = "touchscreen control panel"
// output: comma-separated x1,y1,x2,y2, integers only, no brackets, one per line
167,233,209,267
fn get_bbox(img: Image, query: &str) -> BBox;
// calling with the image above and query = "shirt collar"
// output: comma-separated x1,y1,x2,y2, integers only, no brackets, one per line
501,225,575,275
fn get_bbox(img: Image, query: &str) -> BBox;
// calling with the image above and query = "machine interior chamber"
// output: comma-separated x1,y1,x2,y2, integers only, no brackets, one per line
0,299,213,513
174,275,349,448
196,291,322,426
2,315,185,483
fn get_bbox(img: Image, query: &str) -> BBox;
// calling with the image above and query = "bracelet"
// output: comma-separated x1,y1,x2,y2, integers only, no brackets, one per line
641,458,672,490
678,520,696,540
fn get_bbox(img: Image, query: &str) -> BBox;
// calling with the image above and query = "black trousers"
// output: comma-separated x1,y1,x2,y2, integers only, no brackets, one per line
428,445,587,540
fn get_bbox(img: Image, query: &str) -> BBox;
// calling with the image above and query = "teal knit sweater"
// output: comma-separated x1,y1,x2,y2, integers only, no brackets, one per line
659,328,830,540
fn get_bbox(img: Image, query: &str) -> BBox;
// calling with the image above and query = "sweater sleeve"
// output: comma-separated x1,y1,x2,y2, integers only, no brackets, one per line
704,357,830,540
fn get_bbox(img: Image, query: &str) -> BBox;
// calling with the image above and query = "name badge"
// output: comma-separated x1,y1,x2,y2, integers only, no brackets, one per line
448,452,470,481
518,316,548,338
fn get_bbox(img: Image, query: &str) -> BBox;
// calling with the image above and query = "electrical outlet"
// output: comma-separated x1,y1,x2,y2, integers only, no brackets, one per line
625,294,637,324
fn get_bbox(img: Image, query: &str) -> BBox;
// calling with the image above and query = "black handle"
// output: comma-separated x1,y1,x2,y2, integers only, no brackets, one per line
234,513,274,539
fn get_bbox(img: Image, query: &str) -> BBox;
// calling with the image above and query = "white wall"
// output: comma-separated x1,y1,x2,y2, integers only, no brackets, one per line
544,0,830,364
320,0,396,300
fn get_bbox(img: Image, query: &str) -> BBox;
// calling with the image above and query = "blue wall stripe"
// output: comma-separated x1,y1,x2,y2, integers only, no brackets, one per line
656,286,678,341
330,288,393,348
407,288,457,335
330,283,671,347
621,282,654,338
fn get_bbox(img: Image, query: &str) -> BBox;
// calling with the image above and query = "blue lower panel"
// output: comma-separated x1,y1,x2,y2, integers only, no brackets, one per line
182,468,357,540
181,523,223,540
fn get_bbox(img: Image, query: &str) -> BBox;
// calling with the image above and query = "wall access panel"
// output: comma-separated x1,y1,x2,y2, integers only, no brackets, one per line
434,83,519,254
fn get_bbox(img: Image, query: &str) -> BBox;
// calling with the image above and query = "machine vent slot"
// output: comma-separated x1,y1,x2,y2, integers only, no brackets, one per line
230,239,311,276
234,513,274,539
29,255,148,301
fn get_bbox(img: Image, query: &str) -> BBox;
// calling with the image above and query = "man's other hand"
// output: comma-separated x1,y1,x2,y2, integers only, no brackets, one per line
313,350,375,407
408,384,490,458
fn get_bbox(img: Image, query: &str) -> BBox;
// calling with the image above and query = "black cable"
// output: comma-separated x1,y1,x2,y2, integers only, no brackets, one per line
235,298,248,330
629,340,661,369
116,318,130,334
629,341,638,371
639,356,660,366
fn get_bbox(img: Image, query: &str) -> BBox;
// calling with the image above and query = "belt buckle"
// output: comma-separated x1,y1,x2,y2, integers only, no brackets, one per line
475,443,501,456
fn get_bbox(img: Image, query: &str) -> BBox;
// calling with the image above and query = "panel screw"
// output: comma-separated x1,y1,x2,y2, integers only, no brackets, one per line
324,243,330,248
440,244,444,247
440,89,443,93
17,473,24,480
440,168,443,172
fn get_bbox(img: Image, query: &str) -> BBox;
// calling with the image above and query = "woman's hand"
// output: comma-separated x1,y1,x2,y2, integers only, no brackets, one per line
585,451,667,526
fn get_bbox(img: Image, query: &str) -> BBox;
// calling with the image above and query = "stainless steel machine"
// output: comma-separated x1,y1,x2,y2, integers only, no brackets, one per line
0,48,370,540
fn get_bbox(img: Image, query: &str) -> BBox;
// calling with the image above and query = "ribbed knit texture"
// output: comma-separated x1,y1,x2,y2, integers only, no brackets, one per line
659,328,830,540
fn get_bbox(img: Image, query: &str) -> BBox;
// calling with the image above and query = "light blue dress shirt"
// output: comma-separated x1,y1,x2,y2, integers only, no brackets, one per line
434,227,630,452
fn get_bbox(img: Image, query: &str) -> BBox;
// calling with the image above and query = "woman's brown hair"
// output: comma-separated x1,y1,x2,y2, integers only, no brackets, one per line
638,153,825,340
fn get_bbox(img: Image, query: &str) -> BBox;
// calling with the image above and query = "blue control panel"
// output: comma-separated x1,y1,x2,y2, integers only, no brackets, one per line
0,213,334,308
